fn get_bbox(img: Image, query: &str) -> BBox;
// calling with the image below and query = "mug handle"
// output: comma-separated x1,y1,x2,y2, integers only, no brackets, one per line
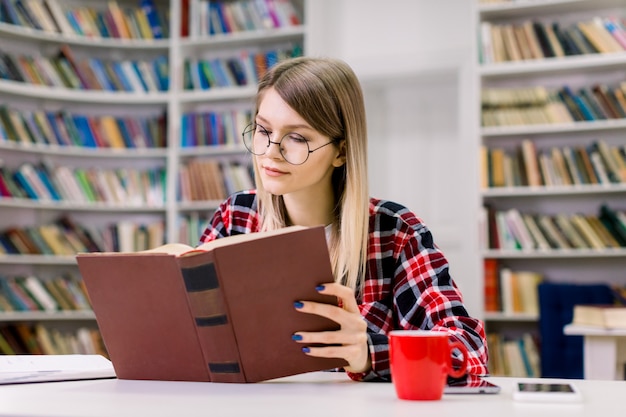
447,340,469,379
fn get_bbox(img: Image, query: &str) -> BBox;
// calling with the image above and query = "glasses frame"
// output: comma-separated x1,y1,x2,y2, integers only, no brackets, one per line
242,122,336,165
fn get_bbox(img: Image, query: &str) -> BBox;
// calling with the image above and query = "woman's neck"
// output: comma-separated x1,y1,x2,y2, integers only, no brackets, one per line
282,191,335,227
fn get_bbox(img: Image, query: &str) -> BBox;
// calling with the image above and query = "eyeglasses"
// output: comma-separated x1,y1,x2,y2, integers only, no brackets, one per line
242,123,336,165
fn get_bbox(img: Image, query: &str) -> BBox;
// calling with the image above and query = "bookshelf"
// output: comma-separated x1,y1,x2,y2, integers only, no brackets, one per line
0,0,307,355
473,0,626,377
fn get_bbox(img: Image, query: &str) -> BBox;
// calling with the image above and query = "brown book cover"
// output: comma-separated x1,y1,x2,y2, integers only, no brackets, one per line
76,225,347,383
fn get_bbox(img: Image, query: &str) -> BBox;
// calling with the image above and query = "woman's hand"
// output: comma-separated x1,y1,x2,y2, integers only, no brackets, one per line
292,282,371,374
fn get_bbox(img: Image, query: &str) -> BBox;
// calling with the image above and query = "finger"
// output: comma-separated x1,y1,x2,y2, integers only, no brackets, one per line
316,282,360,313
293,330,367,347
301,344,363,364
295,300,352,326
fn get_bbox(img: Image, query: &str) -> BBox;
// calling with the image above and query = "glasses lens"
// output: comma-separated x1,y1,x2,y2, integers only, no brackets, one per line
242,123,267,155
280,133,309,165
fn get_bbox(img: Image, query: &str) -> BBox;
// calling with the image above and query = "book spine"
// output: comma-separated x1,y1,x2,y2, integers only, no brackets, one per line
180,255,245,383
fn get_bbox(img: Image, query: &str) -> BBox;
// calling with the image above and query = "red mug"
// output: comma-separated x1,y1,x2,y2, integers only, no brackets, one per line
389,330,468,401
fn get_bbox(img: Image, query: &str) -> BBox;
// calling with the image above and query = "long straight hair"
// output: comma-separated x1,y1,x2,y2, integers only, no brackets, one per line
252,57,369,293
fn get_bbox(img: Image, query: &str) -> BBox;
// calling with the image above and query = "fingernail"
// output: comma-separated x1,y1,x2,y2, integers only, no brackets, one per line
315,285,325,291
294,301,304,309
291,334,303,341
302,347,310,353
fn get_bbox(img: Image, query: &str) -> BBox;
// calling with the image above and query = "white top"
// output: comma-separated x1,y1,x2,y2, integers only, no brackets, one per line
0,372,624,417
564,324,626,337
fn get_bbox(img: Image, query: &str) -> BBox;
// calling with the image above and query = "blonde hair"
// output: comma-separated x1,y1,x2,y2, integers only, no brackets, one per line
252,57,369,293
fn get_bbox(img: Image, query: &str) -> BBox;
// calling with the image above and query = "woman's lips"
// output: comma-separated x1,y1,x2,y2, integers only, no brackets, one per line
263,166,288,177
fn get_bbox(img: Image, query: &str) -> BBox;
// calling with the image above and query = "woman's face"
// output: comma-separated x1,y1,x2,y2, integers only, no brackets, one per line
253,87,345,198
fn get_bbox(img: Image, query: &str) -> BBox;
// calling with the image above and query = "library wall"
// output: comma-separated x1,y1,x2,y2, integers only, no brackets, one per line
306,0,481,313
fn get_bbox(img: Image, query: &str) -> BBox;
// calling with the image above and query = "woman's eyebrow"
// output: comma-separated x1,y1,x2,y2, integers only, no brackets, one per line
255,115,313,131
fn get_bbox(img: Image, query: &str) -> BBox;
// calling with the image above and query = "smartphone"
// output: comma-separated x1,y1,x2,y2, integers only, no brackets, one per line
445,374,501,394
513,382,582,403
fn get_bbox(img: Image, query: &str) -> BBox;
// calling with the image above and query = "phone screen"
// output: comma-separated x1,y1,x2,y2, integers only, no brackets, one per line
517,383,575,393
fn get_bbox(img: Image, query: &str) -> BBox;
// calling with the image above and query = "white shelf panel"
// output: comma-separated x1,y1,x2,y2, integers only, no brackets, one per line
181,26,307,50
0,254,76,265
0,142,168,159
178,86,257,103
481,119,626,137
478,0,624,19
482,248,626,259
177,201,222,212
0,23,170,50
0,199,166,212
481,184,626,197
479,53,626,78
484,312,539,322
0,310,95,322
178,145,247,157
0,80,170,104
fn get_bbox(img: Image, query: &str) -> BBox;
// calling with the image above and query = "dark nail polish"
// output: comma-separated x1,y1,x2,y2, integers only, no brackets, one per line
302,347,310,353
291,334,302,341
315,285,325,291
294,301,304,309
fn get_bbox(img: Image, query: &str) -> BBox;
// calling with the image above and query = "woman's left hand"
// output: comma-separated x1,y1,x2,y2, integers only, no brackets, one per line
293,282,371,373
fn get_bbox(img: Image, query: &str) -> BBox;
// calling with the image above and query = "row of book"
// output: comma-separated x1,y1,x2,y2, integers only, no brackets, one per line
479,16,626,64
0,216,166,255
0,0,168,39
0,162,166,206
0,106,167,149
0,323,106,356
487,332,541,377
481,204,626,251
179,159,254,202
484,259,543,314
183,43,302,90
481,139,626,189
0,45,169,92
191,0,301,37
177,212,211,245
0,273,90,312
481,83,626,127
181,108,251,147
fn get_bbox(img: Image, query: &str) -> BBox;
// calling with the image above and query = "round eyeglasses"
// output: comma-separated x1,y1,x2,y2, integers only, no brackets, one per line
242,123,336,165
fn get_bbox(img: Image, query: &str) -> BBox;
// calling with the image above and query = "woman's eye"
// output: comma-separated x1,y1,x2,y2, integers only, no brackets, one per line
287,134,307,143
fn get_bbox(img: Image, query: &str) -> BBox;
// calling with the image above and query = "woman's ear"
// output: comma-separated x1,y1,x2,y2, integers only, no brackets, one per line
333,140,347,167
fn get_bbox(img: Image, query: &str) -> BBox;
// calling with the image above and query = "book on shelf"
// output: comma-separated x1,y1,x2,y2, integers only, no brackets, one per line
572,304,626,329
487,332,540,377
76,225,347,383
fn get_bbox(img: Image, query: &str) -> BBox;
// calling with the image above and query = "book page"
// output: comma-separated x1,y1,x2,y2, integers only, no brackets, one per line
0,355,116,385
193,225,309,253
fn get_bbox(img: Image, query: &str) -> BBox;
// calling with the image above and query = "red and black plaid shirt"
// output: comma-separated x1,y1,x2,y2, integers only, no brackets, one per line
199,190,489,381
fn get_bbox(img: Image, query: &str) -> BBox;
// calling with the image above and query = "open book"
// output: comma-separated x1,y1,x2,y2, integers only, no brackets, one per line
0,355,115,385
76,225,347,383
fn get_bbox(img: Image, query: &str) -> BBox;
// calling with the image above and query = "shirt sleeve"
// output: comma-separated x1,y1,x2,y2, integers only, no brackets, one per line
346,216,489,382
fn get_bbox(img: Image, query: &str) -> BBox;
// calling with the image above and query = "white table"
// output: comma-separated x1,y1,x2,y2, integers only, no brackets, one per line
0,372,625,417
564,324,626,380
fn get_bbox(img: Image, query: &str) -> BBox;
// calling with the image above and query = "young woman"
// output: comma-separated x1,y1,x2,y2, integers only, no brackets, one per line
199,56,489,381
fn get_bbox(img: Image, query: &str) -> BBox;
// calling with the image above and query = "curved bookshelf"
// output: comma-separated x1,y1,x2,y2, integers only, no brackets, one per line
0,0,308,355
